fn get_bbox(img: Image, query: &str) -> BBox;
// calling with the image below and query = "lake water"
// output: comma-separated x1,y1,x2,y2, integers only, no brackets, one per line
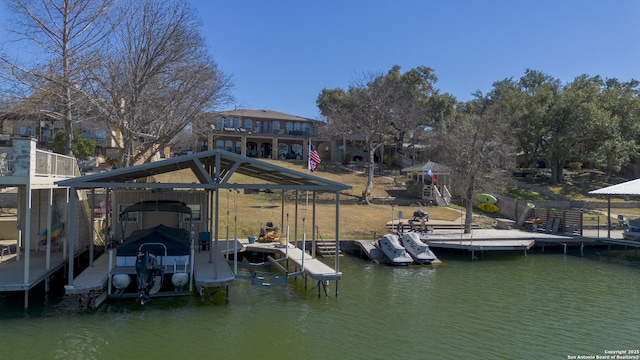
1,248,639,360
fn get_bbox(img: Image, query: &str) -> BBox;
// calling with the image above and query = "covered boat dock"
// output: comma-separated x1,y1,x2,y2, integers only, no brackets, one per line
56,149,351,304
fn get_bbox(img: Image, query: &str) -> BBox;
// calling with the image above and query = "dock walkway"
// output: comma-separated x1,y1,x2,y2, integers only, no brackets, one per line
243,242,342,281
65,252,109,295
193,249,235,288
0,250,66,292
64,245,237,302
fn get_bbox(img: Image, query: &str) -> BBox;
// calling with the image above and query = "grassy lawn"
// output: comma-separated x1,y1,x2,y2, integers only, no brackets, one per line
214,188,461,241
154,159,461,240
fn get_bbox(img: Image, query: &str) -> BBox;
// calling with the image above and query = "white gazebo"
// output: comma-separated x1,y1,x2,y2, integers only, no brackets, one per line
401,161,452,206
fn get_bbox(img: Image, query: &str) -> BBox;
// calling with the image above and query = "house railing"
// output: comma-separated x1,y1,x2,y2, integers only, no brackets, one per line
35,149,80,177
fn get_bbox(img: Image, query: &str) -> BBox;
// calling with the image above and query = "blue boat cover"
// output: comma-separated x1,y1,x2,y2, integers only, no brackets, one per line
118,224,190,257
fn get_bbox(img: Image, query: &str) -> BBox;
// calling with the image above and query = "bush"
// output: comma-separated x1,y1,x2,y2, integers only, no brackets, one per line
53,129,96,160
405,180,423,198
383,154,397,166
567,162,583,170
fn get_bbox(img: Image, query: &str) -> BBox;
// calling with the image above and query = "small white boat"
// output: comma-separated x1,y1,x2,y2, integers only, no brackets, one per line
400,232,437,264
622,218,640,241
376,234,414,266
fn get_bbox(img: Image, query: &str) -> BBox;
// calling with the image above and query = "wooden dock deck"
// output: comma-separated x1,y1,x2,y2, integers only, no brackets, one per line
63,244,237,305
64,252,110,295
0,250,67,292
352,240,388,263
243,242,342,281
193,249,235,288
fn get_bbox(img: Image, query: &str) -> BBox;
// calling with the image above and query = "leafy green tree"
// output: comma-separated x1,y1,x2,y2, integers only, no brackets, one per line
490,70,637,184
53,129,96,160
317,65,451,203
489,69,561,169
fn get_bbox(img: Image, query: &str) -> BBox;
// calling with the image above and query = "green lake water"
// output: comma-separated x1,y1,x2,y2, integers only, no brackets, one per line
1,249,639,360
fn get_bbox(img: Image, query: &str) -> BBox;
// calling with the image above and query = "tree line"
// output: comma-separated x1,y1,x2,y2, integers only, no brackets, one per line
317,67,640,232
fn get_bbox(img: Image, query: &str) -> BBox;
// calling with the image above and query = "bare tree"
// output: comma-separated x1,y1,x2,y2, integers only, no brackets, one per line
1,0,115,155
87,0,233,167
318,71,394,204
435,97,512,233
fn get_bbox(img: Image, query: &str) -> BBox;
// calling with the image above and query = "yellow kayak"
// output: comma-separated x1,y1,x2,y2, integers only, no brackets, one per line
477,203,499,213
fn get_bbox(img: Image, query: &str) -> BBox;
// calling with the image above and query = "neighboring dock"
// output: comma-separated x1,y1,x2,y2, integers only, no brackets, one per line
353,227,638,261
0,249,68,308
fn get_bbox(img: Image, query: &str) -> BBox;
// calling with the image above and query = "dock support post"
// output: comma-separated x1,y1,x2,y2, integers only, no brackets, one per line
580,242,584,257
24,290,28,310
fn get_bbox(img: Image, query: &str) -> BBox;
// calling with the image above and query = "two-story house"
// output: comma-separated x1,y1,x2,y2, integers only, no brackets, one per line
194,109,334,162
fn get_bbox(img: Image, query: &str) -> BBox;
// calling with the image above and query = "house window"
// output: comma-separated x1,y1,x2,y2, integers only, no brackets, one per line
294,123,301,135
184,204,201,222
95,129,107,140
300,123,307,136
234,118,242,129
234,141,242,154
272,121,280,134
244,119,252,131
247,142,258,157
262,121,269,134
225,140,233,152
216,140,224,149
216,118,224,129
18,126,32,136
118,204,138,223
277,143,288,158
285,122,293,134
291,144,302,158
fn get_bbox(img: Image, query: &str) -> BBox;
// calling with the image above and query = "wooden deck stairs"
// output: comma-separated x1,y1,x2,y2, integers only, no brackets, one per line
315,240,342,257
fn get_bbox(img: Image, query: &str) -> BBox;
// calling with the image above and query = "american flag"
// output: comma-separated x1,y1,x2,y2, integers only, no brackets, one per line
309,144,321,172
427,168,437,183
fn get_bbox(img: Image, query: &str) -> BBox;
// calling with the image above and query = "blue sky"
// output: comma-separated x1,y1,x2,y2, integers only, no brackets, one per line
2,0,640,120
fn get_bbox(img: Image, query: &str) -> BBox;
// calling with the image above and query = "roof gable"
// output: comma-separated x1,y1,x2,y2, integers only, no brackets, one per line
56,149,350,192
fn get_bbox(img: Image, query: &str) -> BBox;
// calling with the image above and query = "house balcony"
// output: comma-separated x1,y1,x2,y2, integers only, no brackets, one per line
0,137,80,185
210,126,314,138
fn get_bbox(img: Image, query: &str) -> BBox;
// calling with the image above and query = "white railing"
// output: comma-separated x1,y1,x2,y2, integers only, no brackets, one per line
35,149,81,177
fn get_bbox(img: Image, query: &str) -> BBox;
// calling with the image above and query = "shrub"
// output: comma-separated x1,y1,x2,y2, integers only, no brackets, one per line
405,180,423,198
567,162,583,170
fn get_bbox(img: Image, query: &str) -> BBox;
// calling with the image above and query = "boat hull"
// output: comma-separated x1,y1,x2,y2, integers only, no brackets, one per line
400,233,437,264
622,229,640,241
377,234,414,265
